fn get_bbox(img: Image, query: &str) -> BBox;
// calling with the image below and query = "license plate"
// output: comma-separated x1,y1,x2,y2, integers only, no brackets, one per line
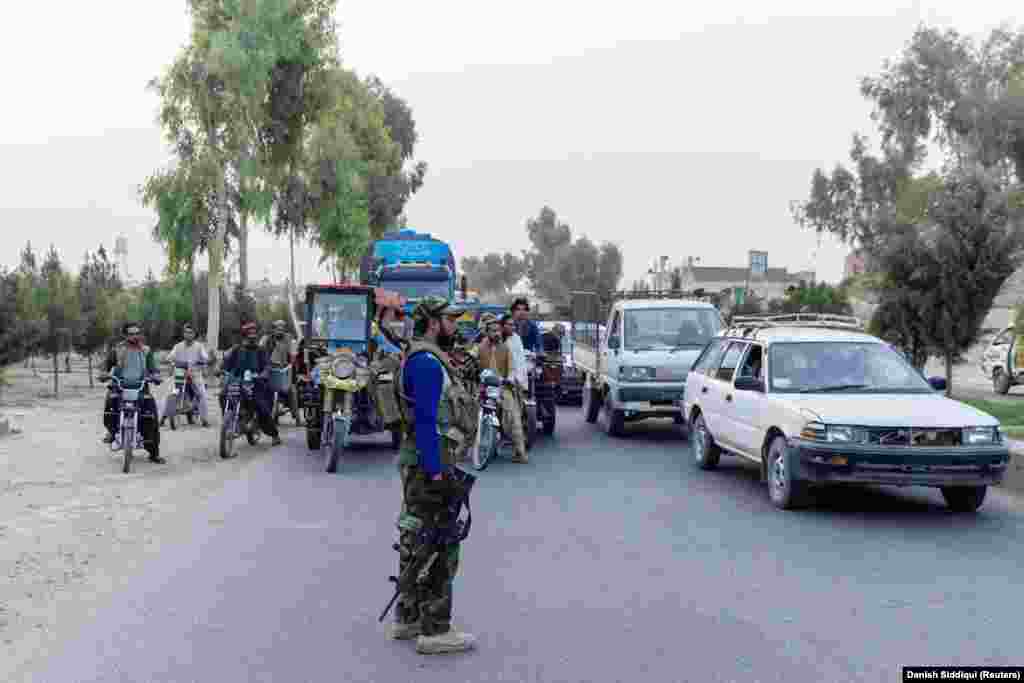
635,401,651,409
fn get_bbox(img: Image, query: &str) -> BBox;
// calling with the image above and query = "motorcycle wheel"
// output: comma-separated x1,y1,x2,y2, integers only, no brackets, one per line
390,428,401,450
246,417,260,446
122,422,133,473
290,391,302,426
525,405,538,451
305,408,321,450
187,413,195,425
326,415,348,474
473,417,495,471
542,403,556,436
220,407,237,459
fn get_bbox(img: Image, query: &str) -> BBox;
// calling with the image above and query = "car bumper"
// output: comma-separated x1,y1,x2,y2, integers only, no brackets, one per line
613,382,685,416
786,438,1010,487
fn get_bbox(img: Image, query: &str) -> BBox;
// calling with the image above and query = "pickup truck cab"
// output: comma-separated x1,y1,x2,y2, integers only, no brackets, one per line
573,292,724,436
979,326,1023,394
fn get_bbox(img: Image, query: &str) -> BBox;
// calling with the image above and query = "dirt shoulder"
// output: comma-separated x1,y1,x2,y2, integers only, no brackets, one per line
0,360,285,682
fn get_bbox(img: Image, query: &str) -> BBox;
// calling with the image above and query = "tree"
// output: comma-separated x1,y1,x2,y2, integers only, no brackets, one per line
38,246,79,397
76,246,122,387
792,25,1024,380
669,268,683,290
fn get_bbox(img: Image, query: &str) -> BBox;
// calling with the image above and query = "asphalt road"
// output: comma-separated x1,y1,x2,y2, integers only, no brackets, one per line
27,408,1024,683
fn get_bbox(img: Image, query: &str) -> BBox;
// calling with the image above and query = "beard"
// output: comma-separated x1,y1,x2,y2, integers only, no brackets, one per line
437,329,455,351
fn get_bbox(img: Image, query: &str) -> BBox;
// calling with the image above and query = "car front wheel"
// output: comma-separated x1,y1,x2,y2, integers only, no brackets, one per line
766,435,808,510
941,486,987,513
692,413,720,470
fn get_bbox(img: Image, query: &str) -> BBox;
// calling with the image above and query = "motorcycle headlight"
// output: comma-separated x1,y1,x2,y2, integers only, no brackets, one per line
332,358,355,379
963,426,998,445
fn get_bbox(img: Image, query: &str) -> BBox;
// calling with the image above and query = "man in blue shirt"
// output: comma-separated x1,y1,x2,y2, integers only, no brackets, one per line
511,297,542,353
389,297,476,655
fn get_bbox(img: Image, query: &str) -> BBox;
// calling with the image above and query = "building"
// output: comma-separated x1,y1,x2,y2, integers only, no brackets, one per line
677,251,814,304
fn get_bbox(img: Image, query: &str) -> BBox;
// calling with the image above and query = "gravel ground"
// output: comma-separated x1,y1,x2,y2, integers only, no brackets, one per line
0,359,286,680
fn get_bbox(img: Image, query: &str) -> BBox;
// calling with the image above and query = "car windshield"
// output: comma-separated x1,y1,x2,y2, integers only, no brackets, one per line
380,280,450,300
311,293,368,341
768,341,933,393
623,308,722,350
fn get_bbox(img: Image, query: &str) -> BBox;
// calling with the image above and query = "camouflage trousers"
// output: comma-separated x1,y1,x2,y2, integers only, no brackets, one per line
501,386,526,455
454,391,480,463
396,465,461,637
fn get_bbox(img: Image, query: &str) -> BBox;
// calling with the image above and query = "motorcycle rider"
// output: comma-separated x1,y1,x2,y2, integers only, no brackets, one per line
511,297,541,353
478,313,527,463
262,319,300,423
542,322,566,355
160,323,211,428
220,320,282,447
101,322,164,463
390,296,476,654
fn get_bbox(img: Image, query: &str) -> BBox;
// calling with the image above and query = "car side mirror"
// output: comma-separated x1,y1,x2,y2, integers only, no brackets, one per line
927,376,947,392
608,335,620,350
734,375,765,393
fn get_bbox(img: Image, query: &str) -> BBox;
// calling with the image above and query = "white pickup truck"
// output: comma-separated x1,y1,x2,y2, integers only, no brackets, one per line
572,292,724,436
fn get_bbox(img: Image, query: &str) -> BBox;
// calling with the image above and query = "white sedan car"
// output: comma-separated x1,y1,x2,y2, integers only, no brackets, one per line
681,316,1010,512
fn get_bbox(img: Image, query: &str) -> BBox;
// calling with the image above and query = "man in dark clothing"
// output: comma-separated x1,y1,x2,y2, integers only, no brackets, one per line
101,322,164,463
511,297,541,353
220,321,282,446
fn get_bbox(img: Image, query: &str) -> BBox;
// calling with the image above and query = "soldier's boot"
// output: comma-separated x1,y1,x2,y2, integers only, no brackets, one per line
511,438,528,463
386,621,422,640
415,629,476,655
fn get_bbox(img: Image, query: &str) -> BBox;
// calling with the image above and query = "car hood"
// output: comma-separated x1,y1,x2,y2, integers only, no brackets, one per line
777,394,999,428
620,347,702,381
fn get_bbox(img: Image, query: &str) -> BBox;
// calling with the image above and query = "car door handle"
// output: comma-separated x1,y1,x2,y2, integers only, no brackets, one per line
701,387,708,394
726,394,733,402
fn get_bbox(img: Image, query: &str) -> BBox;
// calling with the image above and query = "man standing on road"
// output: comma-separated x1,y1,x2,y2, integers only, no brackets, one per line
500,313,529,463
101,322,164,463
478,314,527,463
390,296,476,655
161,323,211,428
262,319,300,423
511,297,541,353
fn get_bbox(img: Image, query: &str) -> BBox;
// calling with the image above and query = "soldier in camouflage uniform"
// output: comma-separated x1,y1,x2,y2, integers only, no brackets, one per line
388,296,477,655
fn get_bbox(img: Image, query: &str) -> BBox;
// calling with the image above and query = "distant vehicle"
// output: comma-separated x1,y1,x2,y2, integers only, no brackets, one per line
360,229,457,315
571,289,724,436
980,326,1021,394
682,313,1010,512
539,320,583,405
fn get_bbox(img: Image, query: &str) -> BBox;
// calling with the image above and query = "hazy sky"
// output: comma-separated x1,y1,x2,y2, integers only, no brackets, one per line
1,1,1020,290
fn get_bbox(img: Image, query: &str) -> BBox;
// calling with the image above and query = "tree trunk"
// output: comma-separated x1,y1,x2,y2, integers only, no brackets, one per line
239,207,249,292
207,178,228,355
944,352,953,398
52,351,59,398
88,354,94,389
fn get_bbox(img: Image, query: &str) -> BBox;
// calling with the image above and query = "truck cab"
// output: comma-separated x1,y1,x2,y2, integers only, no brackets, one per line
572,290,724,436
360,228,456,315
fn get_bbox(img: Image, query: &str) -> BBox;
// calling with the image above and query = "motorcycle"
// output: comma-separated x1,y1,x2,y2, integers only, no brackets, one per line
471,369,504,471
219,369,263,459
167,360,204,430
270,361,302,426
99,373,161,474
528,350,561,437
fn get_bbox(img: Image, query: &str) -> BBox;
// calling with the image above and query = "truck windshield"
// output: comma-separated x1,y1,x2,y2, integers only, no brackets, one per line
380,280,451,300
623,308,722,350
310,293,368,341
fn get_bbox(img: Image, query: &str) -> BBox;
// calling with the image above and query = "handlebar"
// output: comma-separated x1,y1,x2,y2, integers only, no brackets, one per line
97,374,161,388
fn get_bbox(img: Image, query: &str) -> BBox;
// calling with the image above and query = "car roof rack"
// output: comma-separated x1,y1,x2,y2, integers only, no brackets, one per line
724,313,865,338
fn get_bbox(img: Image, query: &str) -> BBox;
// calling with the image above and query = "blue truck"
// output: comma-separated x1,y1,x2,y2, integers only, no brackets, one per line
359,229,457,313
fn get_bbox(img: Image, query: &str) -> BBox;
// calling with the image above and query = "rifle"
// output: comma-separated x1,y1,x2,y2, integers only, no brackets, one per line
378,467,476,623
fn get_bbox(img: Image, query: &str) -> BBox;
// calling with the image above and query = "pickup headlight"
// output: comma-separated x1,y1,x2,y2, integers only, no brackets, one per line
963,426,999,445
799,422,866,443
620,366,656,381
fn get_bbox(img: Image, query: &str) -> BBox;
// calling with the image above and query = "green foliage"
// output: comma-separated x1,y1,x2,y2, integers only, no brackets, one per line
522,206,623,304
310,158,370,266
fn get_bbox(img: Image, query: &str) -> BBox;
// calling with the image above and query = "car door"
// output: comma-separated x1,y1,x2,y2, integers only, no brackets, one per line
729,343,767,458
685,338,727,415
702,340,748,447
604,309,622,381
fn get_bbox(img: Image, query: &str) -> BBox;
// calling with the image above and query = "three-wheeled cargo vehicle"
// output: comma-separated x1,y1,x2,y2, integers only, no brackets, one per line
299,283,406,473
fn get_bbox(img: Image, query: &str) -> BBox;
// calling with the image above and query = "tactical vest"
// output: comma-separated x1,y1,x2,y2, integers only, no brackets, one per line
395,340,476,469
